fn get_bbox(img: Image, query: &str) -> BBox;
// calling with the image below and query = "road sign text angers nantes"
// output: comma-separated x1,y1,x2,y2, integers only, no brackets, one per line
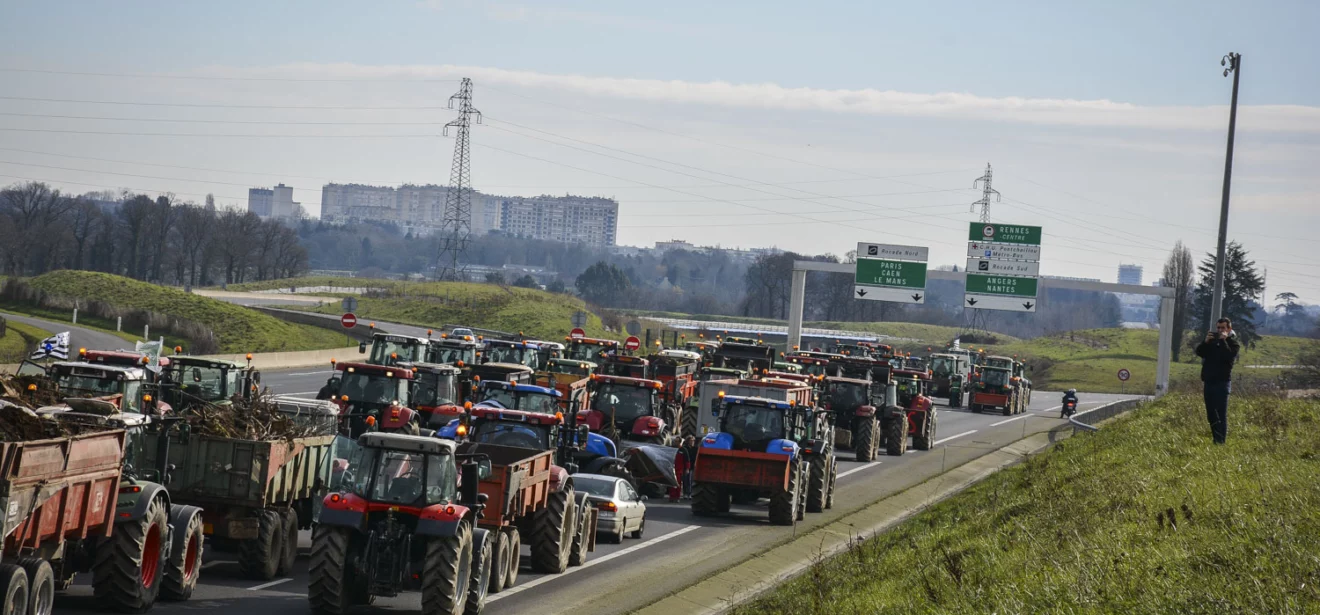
965,273,1039,297
969,222,1042,246
854,259,928,289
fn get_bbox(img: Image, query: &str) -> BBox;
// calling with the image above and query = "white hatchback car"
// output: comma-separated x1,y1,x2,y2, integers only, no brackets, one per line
573,473,647,544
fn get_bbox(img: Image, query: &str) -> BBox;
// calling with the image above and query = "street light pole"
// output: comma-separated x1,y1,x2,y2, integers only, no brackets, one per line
1210,52,1241,326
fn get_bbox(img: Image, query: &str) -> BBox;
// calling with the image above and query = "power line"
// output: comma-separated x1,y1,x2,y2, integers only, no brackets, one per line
0,95,449,110
970,163,1000,223
0,127,439,138
0,111,449,126
0,67,461,83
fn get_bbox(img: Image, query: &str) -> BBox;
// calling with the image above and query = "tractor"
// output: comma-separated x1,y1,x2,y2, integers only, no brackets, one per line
563,335,619,365
823,376,879,462
579,375,676,447
160,354,260,410
481,340,542,371
327,361,416,437
427,334,481,370
880,369,937,456
360,332,430,367
928,352,972,408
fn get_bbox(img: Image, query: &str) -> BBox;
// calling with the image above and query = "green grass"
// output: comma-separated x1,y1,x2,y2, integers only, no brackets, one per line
0,320,50,363
736,393,1320,615
245,276,617,341
18,271,353,353
0,301,179,348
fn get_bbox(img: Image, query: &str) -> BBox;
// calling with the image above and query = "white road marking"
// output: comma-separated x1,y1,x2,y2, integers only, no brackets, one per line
990,414,1030,427
284,370,332,377
836,462,882,480
1036,405,1062,415
284,391,318,396
485,525,701,602
201,560,233,570
934,430,977,446
247,578,292,591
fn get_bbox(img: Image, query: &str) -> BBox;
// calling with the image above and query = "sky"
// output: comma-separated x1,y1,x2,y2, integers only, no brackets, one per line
1,0,1317,302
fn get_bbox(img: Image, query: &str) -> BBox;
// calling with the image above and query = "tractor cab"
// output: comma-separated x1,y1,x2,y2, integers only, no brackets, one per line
822,376,873,432
894,371,931,406
45,361,165,415
330,361,414,436
706,394,808,455
857,341,894,360
772,361,802,374
162,355,259,408
361,332,429,367
983,355,1015,370
827,342,871,357
976,365,1013,392
785,353,842,378
474,381,564,415
581,375,669,443
524,340,565,371
426,333,480,367
599,354,650,379
481,339,541,369
564,336,619,364
712,341,775,374
904,355,929,372
407,362,462,423
831,356,880,382
929,352,972,407
76,348,169,380
681,340,720,361
698,366,749,382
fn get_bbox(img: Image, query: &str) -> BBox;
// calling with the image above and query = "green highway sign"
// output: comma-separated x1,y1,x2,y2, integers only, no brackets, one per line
968,223,1042,246
855,258,927,290
965,273,1039,297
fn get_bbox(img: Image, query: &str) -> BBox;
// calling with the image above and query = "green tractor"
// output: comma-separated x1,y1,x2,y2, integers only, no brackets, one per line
162,354,261,410
927,353,971,408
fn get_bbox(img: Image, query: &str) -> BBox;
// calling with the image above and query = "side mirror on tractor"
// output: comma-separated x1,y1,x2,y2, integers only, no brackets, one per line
358,341,367,354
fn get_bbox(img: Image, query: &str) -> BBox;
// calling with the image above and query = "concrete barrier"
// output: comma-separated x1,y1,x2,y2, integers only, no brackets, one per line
199,348,350,371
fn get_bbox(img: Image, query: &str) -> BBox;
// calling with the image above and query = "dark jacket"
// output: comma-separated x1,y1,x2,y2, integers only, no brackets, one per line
1195,333,1240,383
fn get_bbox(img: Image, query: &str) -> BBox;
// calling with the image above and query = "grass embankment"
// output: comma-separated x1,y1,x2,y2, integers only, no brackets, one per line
232,276,616,341
737,393,1320,615
0,320,50,363
8,272,352,353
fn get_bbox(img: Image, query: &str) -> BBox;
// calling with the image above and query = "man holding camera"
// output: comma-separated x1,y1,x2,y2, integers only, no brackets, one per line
1195,318,1240,444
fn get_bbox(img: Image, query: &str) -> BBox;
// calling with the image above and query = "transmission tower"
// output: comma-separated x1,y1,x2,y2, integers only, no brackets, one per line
971,163,1000,223
434,78,481,281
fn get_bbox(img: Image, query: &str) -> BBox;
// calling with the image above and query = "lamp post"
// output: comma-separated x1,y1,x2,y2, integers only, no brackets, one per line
1209,52,1241,325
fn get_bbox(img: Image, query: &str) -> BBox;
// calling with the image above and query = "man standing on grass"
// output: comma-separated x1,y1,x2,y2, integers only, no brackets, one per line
1195,317,1240,444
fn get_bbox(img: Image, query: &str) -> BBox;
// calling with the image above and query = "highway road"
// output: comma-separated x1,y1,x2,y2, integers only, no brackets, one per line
0,311,129,358
54,361,1135,615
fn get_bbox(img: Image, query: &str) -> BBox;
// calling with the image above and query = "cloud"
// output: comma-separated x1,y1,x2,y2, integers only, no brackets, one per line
483,4,706,35
202,62,1320,133
1234,191,1319,214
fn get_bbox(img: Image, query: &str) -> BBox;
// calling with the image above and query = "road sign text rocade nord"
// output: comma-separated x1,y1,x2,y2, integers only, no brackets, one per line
969,222,1042,245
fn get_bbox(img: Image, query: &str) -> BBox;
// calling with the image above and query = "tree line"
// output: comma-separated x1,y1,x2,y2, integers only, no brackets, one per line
0,182,307,285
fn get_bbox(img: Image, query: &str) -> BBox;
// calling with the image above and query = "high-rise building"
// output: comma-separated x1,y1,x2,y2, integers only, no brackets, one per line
247,188,273,217
248,184,303,219
499,195,618,246
1118,264,1143,286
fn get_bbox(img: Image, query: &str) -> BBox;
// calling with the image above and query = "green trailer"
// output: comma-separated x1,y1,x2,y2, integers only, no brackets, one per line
139,430,340,581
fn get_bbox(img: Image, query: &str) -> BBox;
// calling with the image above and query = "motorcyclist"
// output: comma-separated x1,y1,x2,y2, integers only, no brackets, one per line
1061,389,1079,417
315,377,337,400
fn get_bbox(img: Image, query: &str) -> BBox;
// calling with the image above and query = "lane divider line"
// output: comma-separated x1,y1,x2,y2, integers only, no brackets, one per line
836,462,882,480
284,370,333,377
990,414,1030,427
201,560,233,570
485,525,701,602
934,430,977,446
247,578,292,591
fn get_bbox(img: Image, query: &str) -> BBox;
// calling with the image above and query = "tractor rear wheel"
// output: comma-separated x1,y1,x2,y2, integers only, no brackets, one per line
824,458,837,509
162,509,204,601
421,521,471,615
531,488,572,574
502,529,520,590
488,530,510,594
238,510,282,581
768,461,800,526
913,413,935,451
277,509,299,576
569,500,591,566
806,457,827,513
691,483,726,516
885,415,908,456
464,528,491,615
308,526,355,614
680,405,699,439
17,557,52,615
0,563,28,615
795,464,807,521
853,416,876,462
93,495,167,612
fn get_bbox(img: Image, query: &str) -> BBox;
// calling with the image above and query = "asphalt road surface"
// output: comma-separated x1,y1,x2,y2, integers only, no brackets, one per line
0,311,128,357
55,363,1135,615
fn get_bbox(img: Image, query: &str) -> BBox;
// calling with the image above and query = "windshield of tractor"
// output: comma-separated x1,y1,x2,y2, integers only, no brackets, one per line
547,360,590,377
566,342,611,364
346,446,456,506
591,384,653,424
430,345,477,366
981,369,1010,387
723,403,787,443
370,338,423,365
412,372,457,407
485,345,536,367
338,373,408,405
171,364,236,402
471,420,551,450
930,356,955,377
54,368,142,412
826,381,867,409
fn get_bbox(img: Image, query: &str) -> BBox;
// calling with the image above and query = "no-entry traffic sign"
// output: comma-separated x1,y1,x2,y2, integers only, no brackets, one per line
570,328,586,339
341,313,357,329
624,336,641,351
1117,368,1131,382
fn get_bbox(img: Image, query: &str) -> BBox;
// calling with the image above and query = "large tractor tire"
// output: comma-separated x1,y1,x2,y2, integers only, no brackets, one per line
501,529,520,590
795,464,807,521
0,563,28,615
691,483,725,516
277,509,299,576
680,406,699,439
913,413,935,451
421,521,472,615
17,557,52,615
885,415,908,457
768,461,801,526
93,494,168,612
806,457,827,513
853,416,877,462
308,526,355,614
569,499,591,567
825,458,837,510
531,488,573,574
464,528,492,615
488,530,510,594
238,510,282,581
162,510,204,601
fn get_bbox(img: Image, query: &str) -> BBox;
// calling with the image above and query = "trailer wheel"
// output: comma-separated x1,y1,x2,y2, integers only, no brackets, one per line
530,488,572,574
421,521,471,615
0,563,28,615
93,494,167,612
464,528,492,615
308,526,354,614
238,510,282,581
913,412,935,451
17,558,51,615
162,511,203,601
885,415,908,457
768,461,800,526
502,529,520,589
690,483,723,516
806,457,827,513
568,503,590,567
488,530,509,594
277,509,299,575
853,416,877,462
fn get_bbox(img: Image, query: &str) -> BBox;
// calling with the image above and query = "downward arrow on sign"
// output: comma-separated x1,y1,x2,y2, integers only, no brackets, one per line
967,297,978,306
911,293,922,302
856,289,868,297
1023,301,1034,310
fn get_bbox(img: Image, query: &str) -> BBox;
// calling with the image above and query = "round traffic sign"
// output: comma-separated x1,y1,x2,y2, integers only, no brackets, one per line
624,336,641,351
1117,368,1131,382
982,224,996,239
570,328,586,340
341,313,358,329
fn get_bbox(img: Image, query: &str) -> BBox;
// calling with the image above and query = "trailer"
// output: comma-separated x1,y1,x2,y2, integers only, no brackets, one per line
138,430,338,580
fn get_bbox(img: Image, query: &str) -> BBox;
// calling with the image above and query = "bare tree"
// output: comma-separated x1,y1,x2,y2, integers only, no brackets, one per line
1162,241,1195,361
68,199,103,270
172,204,212,287
0,182,76,274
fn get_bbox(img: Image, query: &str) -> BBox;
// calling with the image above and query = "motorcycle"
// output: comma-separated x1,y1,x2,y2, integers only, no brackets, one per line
1061,399,1078,418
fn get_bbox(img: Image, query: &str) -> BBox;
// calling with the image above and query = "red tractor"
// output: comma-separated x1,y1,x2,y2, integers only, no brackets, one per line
310,433,492,615
880,369,938,456
578,375,674,446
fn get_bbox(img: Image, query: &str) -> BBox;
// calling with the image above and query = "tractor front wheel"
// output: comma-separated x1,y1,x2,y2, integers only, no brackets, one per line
93,495,167,612
852,416,877,462
885,415,908,456
806,457,827,513
913,413,935,451
308,526,356,614
464,528,492,615
421,521,472,615
768,462,800,526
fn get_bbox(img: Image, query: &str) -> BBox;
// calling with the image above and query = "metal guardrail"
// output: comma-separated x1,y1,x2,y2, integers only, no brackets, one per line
1068,398,1146,432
